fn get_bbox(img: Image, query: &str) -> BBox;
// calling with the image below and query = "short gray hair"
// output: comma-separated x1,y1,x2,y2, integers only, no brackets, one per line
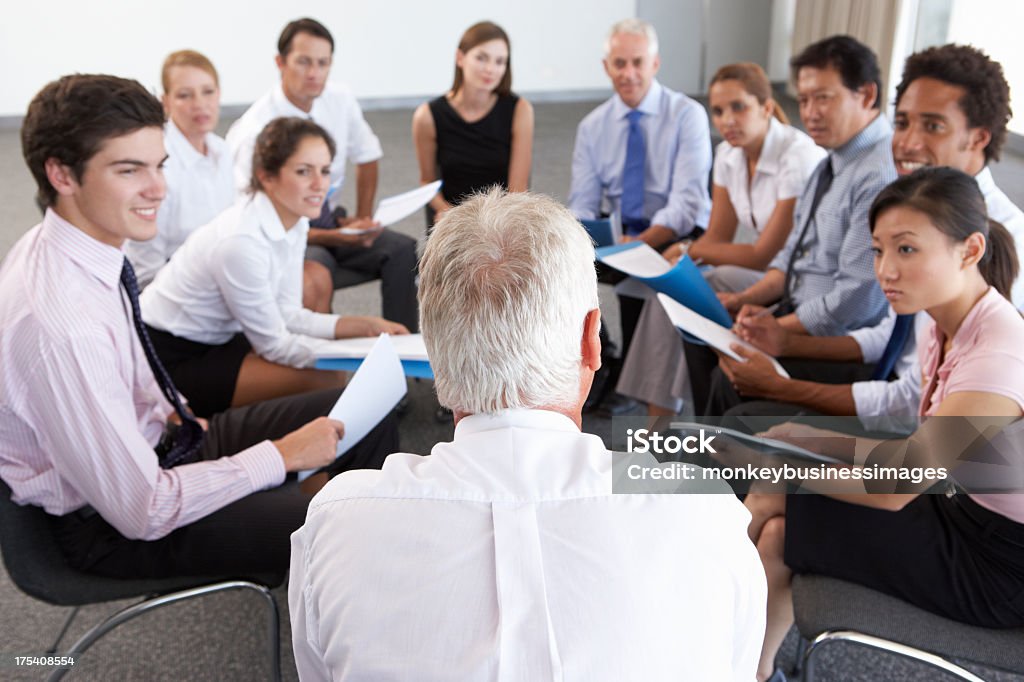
604,18,659,57
419,189,599,415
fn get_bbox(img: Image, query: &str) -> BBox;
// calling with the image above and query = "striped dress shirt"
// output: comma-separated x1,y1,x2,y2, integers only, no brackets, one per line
769,114,895,336
0,210,284,541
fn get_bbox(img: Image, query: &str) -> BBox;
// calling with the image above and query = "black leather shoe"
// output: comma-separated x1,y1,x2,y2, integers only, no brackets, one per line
434,405,453,423
583,363,613,413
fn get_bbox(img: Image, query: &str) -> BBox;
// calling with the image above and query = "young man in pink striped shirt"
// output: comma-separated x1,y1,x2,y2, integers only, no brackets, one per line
0,74,397,579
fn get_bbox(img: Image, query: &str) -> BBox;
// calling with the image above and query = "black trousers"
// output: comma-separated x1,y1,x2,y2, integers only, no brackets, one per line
51,388,399,581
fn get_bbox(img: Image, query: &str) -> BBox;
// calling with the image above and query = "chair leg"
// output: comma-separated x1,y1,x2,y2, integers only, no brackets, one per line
802,630,986,682
46,580,280,682
47,606,80,654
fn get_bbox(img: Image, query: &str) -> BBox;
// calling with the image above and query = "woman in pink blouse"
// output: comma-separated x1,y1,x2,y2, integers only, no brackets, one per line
741,167,1024,681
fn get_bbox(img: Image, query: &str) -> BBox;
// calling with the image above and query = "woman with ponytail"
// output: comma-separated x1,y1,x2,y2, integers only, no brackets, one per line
743,167,1024,681
619,62,826,416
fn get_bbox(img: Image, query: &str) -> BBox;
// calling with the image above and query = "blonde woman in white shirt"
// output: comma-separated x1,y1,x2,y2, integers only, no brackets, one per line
618,62,825,416
125,50,235,288
141,117,407,417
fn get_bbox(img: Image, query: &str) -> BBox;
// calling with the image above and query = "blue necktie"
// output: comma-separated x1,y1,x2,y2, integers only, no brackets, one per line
870,314,914,381
120,259,203,468
621,109,647,235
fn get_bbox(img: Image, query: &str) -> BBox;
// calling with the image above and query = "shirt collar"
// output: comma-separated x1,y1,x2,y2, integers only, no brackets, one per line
753,117,785,176
927,286,1003,357
40,208,125,290
271,83,316,119
612,79,663,120
454,408,581,438
974,166,995,194
252,191,307,242
831,113,891,176
165,120,221,169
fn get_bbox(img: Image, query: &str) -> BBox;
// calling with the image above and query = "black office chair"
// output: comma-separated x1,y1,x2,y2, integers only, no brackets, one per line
792,573,1024,681
0,480,284,681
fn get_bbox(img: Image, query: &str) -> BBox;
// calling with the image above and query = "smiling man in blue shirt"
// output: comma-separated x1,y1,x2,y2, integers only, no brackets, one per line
569,18,711,248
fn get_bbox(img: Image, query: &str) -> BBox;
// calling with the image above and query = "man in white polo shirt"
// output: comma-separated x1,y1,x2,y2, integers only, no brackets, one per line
227,17,418,330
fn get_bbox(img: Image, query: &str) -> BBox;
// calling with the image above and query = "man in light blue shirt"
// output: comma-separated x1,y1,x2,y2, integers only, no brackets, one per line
570,18,712,415
569,19,711,248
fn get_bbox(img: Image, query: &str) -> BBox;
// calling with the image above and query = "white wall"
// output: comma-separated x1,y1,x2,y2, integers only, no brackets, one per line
0,0,635,118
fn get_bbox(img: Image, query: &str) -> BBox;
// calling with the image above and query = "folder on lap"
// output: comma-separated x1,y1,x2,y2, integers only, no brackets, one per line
595,241,732,327
580,214,622,247
315,334,434,379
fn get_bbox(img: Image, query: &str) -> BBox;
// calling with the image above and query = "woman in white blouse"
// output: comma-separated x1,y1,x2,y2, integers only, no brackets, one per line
141,117,407,417
125,50,235,288
617,62,825,417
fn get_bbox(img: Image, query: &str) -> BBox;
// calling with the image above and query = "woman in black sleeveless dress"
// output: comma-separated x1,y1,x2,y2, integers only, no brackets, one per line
412,21,534,228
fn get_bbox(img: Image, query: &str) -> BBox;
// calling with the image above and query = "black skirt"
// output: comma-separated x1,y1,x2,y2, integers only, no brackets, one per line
145,325,251,418
784,492,1024,628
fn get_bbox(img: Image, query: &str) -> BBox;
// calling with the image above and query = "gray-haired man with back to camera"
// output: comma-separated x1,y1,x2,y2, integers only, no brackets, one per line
289,189,765,681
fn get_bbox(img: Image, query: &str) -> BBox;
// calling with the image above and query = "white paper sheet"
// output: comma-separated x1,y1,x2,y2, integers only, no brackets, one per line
657,293,790,378
298,335,407,480
369,180,443,228
315,333,429,361
600,242,672,277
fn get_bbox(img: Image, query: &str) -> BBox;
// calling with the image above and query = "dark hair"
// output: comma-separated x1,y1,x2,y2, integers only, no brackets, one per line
869,167,1018,300
709,62,788,125
249,117,337,194
791,35,882,109
278,17,334,58
451,21,512,97
895,44,1011,164
21,74,165,209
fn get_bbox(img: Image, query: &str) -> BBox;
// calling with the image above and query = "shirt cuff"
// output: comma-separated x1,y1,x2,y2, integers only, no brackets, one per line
851,380,884,417
311,313,341,339
233,440,287,491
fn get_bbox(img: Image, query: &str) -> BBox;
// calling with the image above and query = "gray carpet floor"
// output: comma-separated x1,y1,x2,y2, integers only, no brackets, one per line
1,97,1022,680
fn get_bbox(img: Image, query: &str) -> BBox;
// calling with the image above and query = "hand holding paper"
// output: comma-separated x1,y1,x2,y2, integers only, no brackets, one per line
299,334,407,480
657,293,790,378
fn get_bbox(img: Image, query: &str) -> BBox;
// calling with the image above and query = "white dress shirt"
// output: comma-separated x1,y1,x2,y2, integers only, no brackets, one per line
290,409,766,682
141,192,340,368
124,121,235,288
712,117,826,234
225,82,382,202
568,80,712,237
0,210,283,540
850,167,1024,417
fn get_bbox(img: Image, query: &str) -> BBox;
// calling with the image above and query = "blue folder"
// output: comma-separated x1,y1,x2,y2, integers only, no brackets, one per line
595,242,733,328
581,218,615,247
315,358,434,379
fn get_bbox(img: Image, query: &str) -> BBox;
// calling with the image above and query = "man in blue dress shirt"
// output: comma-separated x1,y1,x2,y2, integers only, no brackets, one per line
569,17,712,415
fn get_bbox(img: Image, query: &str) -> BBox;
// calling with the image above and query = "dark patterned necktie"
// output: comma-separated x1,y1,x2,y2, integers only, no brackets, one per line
120,258,203,467
780,157,834,313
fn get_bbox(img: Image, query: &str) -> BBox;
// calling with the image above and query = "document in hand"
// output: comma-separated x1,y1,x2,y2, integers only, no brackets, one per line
315,333,433,379
669,420,840,464
595,242,732,327
368,180,444,229
327,334,407,457
657,293,790,378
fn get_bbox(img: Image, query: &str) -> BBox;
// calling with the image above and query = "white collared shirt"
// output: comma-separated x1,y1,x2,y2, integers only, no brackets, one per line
125,121,235,288
712,117,825,234
290,409,766,682
225,82,382,201
140,192,339,368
